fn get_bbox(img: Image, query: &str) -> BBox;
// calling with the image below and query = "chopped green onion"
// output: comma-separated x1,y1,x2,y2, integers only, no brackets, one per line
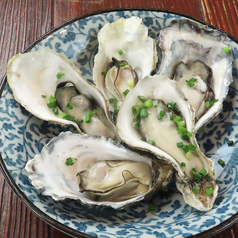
60,112,67,119
117,49,123,55
75,119,83,123
132,106,141,122
177,142,184,148
153,104,159,108
91,108,100,116
119,62,126,67
181,131,192,140
205,187,213,196
65,157,77,166
141,137,146,141
170,114,174,121
205,99,219,108
108,98,114,104
199,168,207,176
218,159,225,167
133,122,140,130
114,108,119,115
113,98,118,108
227,140,234,146
195,117,198,122
126,80,134,87
167,102,177,111
53,108,59,115
140,108,149,118
186,151,192,159
178,121,185,127
47,95,57,108
137,101,144,109
173,115,181,124
193,186,200,194
191,168,203,182
56,72,65,79
157,110,166,120
181,162,186,167
123,89,130,96
41,95,46,98
180,75,183,78
148,205,158,213
177,126,187,134
206,176,211,182
149,140,155,145
66,103,73,110
138,95,147,103
85,111,91,123
101,71,107,76
182,145,189,153
188,144,196,151
223,47,230,53
186,78,197,87
144,99,153,108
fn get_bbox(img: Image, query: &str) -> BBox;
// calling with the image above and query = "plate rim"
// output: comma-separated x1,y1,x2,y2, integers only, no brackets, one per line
0,8,238,238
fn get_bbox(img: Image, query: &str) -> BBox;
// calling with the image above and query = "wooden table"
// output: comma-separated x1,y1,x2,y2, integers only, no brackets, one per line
1,0,238,237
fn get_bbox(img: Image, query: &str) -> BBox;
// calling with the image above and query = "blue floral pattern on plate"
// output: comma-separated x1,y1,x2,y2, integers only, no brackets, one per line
0,10,238,238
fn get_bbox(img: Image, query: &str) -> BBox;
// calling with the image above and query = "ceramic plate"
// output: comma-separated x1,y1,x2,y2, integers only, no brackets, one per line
0,9,238,238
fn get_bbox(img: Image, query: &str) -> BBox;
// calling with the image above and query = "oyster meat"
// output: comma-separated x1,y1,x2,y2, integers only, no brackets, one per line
25,131,173,209
156,19,233,131
7,48,117,140
117,75,218,211
93,17,158,111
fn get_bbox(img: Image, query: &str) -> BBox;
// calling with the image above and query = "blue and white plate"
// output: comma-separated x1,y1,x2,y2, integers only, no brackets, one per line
0,10,238,238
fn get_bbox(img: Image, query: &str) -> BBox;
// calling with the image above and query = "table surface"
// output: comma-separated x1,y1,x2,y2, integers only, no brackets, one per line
1,0,238,237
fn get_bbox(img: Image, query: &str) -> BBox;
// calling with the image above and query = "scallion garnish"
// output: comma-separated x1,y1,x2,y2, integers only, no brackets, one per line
188,144,196,151
132,106,141,122
199,168,207,176
149,140,155,145
178,120,185,127
91,108,99,116
193,186,200,194
205,187,213,196
186,78,197,87
114,108,119,115
141,137,146,141
47,95,57,108
177,126,187,134
66,103,73,110
101,71,107,76
56,72,65,79
144,99,153,108
137,101,144,109
191,168,203,182
173,115,181,124
138,95,147,103
119,62,126,67
140,108,149,118
75,119,83,123
181,162,186,167
148,205,158,213
205,99,219,108
126,80,134,87
65,157,77,166
53,108,59,115
218,159,225,167
41,95,46,98
227,140,234,146
223,47,230,53
123,89,130,96
177,142,183,148
117,49,123,55
186,151,192,159
85,111,91,123
182,145,189,153
157,110,166,120
108,98,114,104
167,101,181,114
133,122,140,130
60,112,67,119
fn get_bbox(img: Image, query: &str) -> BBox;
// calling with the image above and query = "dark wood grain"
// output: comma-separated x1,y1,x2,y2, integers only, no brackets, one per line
0,0,238,237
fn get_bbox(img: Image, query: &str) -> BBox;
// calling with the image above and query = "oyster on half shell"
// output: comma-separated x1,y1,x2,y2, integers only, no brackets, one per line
25,132,173,209
156,19,233,131
93,17,158,111
117,75,218,211
7,48,118,140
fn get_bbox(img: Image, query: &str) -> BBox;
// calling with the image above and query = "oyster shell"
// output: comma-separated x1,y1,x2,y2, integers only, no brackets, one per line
93,17,158,111
156,19,233,131
25,131,173,209
116,75,218,211
7,48,117,140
